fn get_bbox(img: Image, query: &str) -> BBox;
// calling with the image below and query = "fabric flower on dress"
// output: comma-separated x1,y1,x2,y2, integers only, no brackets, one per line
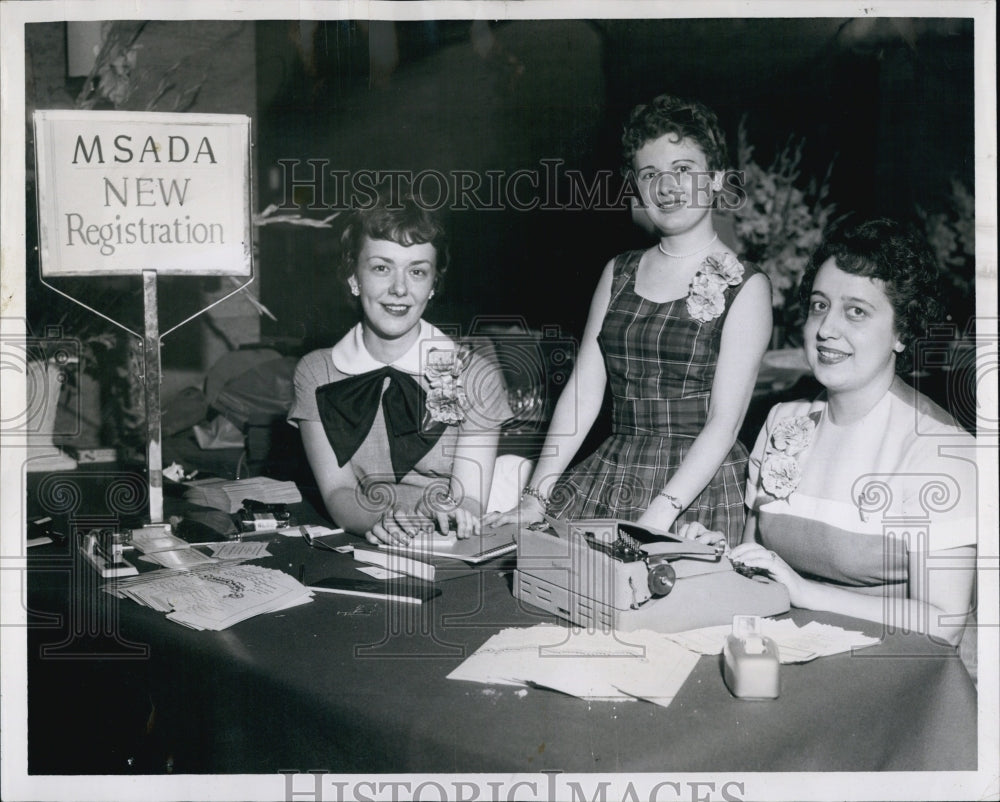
759,414,815,499
760,453,802,499
686,253,745,323
423,347,471,426
703,252,746,286
769,415,815,456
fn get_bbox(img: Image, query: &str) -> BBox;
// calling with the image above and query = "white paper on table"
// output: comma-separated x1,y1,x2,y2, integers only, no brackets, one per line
447,625,567,687
164,566,312,630
114,564,313,630
131,531,192,554
354,548,435,581
773,620,881,660
532,628,699,703
168,585,313,629
207,541,270,560
662,624,733,656
140,548,218,569
448,625,700,706
666,619,881,663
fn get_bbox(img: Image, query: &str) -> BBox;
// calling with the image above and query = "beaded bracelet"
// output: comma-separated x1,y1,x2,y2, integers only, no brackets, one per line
521,485,550,506
657,491,684,511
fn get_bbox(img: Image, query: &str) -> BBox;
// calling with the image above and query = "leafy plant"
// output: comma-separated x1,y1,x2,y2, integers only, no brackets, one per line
918,178,976,331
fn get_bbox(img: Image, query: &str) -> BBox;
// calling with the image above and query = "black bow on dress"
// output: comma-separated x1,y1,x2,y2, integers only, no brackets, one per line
315,367,446,482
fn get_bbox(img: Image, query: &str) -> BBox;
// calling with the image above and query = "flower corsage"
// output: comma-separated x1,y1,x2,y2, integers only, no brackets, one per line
759,415,816,499
423,346,471,426
685,252,745,323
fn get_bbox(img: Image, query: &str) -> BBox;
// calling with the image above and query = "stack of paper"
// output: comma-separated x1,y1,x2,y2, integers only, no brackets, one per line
665,619,882,663
448,625,700,707
183,476,301,513
105,563,313,630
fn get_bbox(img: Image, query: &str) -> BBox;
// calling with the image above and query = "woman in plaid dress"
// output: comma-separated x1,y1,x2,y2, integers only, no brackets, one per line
487,95,772,547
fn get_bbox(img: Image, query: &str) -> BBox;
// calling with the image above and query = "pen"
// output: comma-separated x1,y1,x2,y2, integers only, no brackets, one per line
298,563,305,583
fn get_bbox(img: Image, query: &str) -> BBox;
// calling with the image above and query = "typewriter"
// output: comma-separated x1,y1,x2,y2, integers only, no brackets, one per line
514,517,789,633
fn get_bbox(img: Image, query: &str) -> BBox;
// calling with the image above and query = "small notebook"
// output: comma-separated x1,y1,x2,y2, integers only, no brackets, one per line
379,523,518,564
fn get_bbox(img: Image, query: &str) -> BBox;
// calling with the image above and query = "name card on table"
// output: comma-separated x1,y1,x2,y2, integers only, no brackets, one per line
33,110,252,277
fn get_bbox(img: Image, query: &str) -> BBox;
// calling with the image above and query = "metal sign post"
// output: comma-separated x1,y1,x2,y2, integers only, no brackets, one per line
142,270,164,522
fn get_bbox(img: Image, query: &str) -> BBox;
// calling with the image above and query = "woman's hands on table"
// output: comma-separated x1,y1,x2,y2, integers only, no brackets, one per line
366,504,433,545
365,503,484,544
483,493,546,529
432,506,480,540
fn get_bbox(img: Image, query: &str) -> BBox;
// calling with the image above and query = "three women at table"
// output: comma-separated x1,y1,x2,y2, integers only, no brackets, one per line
684,218,977,646
289,104,976,652
289,197,513,544
488,94,772,546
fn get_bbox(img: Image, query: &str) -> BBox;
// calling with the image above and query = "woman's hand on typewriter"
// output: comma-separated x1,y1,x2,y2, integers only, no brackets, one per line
729,543,806,604
676,521,728,551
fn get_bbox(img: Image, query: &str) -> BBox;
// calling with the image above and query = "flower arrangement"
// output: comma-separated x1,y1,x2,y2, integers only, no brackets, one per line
424,347,472,425
759,414,816,499
729,120,838,334
918,178,976,328
686,252,745,323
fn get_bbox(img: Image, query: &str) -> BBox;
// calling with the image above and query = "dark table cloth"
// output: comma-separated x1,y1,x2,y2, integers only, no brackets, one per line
25,470,976,775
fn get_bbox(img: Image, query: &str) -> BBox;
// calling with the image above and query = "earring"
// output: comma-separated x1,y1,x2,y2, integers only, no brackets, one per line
894,342,905,353
428,289,435,299
349,279,360,296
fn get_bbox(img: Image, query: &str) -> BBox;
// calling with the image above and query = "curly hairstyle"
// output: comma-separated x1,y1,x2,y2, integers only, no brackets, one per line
799,218,945,374
338,194,449,293
621,94,729,176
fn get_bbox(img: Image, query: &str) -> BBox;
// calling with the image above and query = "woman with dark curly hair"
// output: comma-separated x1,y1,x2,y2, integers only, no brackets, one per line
288,194,516,544
683,218,977,647
487,94,771,546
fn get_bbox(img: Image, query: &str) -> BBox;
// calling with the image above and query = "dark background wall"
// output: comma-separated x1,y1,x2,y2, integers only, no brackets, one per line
252,17,975,350
23,15,976,447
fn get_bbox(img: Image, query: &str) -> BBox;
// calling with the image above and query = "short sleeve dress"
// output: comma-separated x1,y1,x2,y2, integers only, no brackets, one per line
548,249,762,546
288,320,513,511
746,378,978,596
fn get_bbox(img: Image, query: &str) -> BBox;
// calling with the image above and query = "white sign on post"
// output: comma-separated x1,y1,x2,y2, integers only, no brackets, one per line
33,110,252,277
32,110,253,525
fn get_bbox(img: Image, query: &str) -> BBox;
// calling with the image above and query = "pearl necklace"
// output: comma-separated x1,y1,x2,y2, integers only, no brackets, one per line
657,233,719,259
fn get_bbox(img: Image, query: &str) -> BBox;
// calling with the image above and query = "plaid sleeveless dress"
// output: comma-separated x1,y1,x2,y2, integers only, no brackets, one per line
548,249,760,547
